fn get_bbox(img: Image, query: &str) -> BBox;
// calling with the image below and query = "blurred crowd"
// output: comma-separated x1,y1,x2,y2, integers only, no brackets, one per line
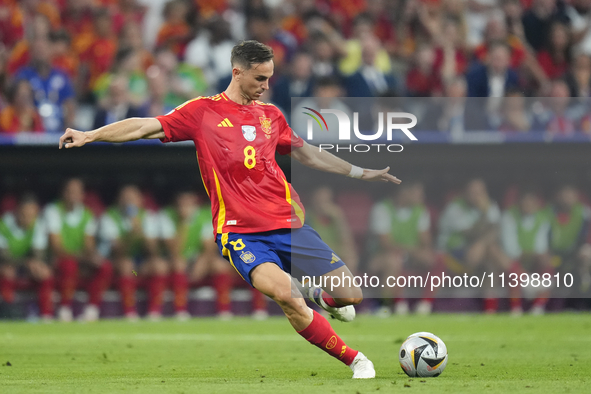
1,178,589,321
2,0,591,135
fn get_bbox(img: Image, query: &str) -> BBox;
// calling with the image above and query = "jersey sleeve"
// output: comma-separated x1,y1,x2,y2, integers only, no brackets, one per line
142,213,159,239
84,216,97,236
275,109,304,155
156,98,204,143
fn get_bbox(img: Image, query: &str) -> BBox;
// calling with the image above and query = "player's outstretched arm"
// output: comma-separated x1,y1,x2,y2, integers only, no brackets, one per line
290,140,401,184
59,118,165,149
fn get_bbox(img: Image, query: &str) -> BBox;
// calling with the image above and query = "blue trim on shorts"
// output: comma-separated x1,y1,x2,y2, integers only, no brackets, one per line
216,224,346,287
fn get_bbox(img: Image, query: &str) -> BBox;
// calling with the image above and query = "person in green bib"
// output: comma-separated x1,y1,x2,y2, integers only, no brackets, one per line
98,185,166,320
500,188,553,315
549,185,591,301
159,191,268,320
369,181,436,315
0,193,54,320
44,178,113,322
438,178,510,313
305,187,359,274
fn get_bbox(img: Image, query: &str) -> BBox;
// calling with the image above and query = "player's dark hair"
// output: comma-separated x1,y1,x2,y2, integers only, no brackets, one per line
231,40,274,69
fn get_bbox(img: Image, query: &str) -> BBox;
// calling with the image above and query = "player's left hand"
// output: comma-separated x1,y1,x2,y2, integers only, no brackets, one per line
361,167,401,184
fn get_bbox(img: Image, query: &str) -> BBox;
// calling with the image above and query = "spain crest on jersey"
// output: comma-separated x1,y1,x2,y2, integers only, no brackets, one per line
240,250,256,264
259,117,272,139
242,125,256,141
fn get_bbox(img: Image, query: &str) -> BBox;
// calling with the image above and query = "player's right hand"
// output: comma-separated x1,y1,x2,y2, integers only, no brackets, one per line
59,128,88,149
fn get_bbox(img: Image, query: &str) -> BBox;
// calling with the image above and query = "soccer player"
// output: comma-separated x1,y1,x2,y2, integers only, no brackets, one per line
500,188,553,315
98,185,164,320
59,40,401,379
368,181,436,315
159,190,267,319
0,193,54,320
44,178,113,322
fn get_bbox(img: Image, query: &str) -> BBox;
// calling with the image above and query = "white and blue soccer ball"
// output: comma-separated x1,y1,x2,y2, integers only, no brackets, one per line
399,332,448,377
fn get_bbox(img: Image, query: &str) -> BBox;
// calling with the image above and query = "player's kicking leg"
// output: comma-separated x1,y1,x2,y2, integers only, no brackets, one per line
303,265,361,323
251,262,375,379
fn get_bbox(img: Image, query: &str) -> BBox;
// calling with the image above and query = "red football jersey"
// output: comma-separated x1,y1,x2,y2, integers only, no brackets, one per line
157,92,305,235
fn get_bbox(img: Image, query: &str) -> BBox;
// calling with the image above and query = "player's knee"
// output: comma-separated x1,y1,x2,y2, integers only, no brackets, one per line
152,258,169,276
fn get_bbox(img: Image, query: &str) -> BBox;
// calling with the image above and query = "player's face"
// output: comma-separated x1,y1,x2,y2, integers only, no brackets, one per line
119,186,143,211
237,61,274,101
520,193,540,215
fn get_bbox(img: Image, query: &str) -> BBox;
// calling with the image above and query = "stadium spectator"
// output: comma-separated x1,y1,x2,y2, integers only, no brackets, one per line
50,30,79,84
144,66,175,117
98,185,164,320
44,178,113,322
531,79,576,135
0,193,53,320
6,11,53,76
93,47,148,107
339,13,391,76
184,15,235,89
111,0,147,35
155,0,192,58
474,16,527,71
438,179,508,313
62,0,99,59
549,185,591,297
0,0,25,49
500,188,553,315
0,43,7,109
14,37,76,133
565,53,591,98
246,9,297,70
536,21,572,79
93,75,146,129
494,90,532,132
119,21,154,73
307,32,340,78
292,76,352,140
433,18,469,81
82,8,118,92
522,0,570,52
466,41,520,97
153,47,208,108
271,51,315,115
369,181,436,315
565,0,591,56
417,76,488,134
345,35,396,97
0,79,44,133
306,186,359,274
405,44,443,97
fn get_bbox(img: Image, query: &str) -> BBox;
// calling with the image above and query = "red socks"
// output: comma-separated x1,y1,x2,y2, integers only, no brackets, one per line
212,273,232,313
147,275,167,314
38,278,54,317
322,292,340,308
87,261,113,306
0,277,15,303
57,257,78,306
119,276,136,314
297,310,359,366
170,272,188,312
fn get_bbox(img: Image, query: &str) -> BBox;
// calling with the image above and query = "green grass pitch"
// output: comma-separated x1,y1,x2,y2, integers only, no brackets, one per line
1,313,590,393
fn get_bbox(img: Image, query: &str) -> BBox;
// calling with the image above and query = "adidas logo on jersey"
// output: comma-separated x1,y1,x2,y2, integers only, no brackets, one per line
217,118,234,127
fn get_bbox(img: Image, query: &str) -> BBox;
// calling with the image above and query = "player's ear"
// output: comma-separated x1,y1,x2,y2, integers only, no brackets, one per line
232,66,242,80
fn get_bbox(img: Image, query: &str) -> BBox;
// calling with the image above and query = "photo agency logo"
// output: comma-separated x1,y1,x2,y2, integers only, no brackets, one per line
302,107,418,153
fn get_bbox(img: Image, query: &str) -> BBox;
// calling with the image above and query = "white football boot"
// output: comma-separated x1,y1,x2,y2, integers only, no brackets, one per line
308,287,355,322
349,352,376,379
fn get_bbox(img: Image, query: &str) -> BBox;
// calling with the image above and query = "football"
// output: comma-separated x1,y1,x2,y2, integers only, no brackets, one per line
399,332,448,377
